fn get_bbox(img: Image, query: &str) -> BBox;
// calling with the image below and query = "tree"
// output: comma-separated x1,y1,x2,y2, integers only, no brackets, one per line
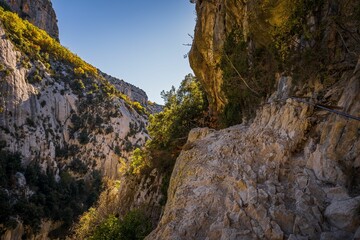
143,74,209,173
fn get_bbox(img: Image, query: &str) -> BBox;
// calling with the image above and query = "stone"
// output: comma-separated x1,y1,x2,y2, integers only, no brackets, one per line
354,227,360,240
146,55,360,239
0,14,161,238
187,127,214,144
324,186,350,201
2,0,59,40
325,197,360,232
320,231,353,240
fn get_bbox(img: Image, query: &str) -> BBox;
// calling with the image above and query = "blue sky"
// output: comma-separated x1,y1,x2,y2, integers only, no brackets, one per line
51,1,196,104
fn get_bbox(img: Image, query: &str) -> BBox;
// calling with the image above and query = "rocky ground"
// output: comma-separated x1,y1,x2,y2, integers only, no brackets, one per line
147,58,360,239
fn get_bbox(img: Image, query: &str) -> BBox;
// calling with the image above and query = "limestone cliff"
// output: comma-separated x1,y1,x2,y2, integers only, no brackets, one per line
189,0,244,115
189,0,360,123
103,72,163,113
0,0,59,40
148,0,360,239
0,8,162,239
147,56,360,240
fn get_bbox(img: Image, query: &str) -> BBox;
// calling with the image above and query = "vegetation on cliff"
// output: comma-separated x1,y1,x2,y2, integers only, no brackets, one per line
0,6,146,115
190,0,359,127
0,6,96,76
130,74,209,175
219,0,325,126
0,148,102,238
0,5,149,238
73,74,209,239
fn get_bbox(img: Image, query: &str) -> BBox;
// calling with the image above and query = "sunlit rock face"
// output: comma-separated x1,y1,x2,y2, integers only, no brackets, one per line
1,0,59,40
147,58,360,239
189,0,360,121
189,0,240,116
0,23,149,178
0,21,158,237
149,0,360,239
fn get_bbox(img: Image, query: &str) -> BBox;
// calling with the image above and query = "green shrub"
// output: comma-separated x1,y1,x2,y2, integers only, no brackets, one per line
0,63,12,77
78,130,90,144
70,158,88,174
0,7,98,77
89,209,152,240
0,151,102,235
71,79,86,92
143,74,209,173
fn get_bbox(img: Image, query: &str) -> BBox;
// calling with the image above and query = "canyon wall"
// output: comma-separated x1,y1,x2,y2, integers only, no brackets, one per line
148,0,360,239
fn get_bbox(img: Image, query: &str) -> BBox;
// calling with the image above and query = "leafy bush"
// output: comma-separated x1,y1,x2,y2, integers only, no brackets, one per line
89,209,152,240
129,148,150,175
131,101,147,115
0,150,23,188
70,79,86,92
70,158,88,174
128,74,208,175
218,0,327,127
0,63,12,76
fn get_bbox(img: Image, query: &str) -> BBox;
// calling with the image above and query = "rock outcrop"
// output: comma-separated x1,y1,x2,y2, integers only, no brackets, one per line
189,0,360,120
102,72,163,113
147,56,360,239
1,0,59,40
0,10,162,238
148,0,360,239
189,0,244,116
0,23,148,179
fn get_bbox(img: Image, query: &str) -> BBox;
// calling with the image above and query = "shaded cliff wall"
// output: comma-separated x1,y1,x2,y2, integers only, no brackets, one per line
189,0,360,124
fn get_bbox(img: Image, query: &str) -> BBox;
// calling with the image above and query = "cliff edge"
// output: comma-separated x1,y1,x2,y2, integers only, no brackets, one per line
148,0,360,239
1,0,59,40
147,55,360,240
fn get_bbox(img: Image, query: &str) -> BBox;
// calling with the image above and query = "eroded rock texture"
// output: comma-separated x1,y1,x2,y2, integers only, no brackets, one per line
0,22,163,238
189,0,360,120
147,58,360,239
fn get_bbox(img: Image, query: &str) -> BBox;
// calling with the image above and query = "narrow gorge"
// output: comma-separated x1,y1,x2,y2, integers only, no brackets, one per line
0,0,359,240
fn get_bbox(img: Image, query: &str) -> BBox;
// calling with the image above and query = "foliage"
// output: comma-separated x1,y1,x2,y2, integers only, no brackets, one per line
0,63,12,77
220,29,278,127
269,0,323,59
130,74,208,175
129,148,150,175
71,79,86,92
88,215,122,240
69,158,89,174
131,101,147,115
89,209,152,240
0,150,23,188
0,150,102,236
74,181,153,240
78,129,90,144
149,74,208,150
218,0,327,127
0,7,98,77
